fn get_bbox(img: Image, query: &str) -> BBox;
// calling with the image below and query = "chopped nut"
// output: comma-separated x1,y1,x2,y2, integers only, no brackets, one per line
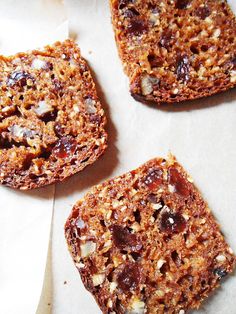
187,176,194,183
149,12,160,26
172,88,179,95
198,66,206,77
112,200,121,208
157,259,166,269
84,98,97,114
104,239,112,248
128,299,146,314
151,203,163,210
212,28,221,38
168,184,175,193
230,70,236,83
107,299,113,308
73,105,80,113
31,58,47,70
2,105,13,113
150,216,155,223
113,256,121,267
130,222,141,232
110,282,118,293
182,213,190,221
92,273,105,286
141,75,153,95
80,241,96,258
76,219,85,229
216,254,226,262
155,289,164,297
75,262,85,269
199,218,206,224
106,210,112,220
34,101,53,116
205,17,213,24
9,125,35,140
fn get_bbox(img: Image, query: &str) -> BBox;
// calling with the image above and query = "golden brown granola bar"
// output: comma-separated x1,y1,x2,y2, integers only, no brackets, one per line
0,40,107,189
110,0,236,104
65,156,235,314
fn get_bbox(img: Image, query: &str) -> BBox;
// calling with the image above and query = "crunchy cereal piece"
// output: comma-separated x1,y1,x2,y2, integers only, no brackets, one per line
65,156,235,314
110,0,236,104
0,40,107,189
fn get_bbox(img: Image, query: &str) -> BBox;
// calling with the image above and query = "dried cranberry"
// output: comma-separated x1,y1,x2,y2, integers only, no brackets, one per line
7,71,33,88
118,0,133,10
89,114,102,125
143,168,163,190
53,136,77,158
54,122,64,137
148,4,160,13
159,30,175,49
213,268,228,279
175,0,191,9
117,262,141,292
195,6,211,19
127,19,148,36
46,62,54,70
176,55,190,83
168,167,190,197
148,54,163,68
147,193,158,203
160,211,186,234
52,79,64,96
41,109,58,123
111,225,142,251
123,8,139,18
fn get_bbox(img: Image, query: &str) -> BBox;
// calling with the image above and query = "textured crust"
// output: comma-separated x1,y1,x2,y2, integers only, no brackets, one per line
0,40,107,189
65,156,235,314
110,0,236,105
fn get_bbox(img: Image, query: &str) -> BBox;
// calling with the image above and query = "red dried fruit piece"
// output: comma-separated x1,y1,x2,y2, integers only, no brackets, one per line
123,8,140,18
89,114,102,125
168,167,190,197
118,0,134,10
176,55,190,82
54,122,64,137
213,268,228,279
175,0,192,9
195,6,211,20
160,211,186,234
148,54,163,68
147,193,158,204
143,168,163,190
53,136,77,158
127,18,148,36
159,29,175,49
41,109,58,123
148,4,160,13
117,262,141,292
52,78,64,96
7,71,34,88
46,62,54,71
111,225,142,251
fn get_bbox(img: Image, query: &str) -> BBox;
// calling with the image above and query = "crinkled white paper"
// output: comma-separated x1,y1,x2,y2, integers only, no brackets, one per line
51,1,236,313
0,1,68,314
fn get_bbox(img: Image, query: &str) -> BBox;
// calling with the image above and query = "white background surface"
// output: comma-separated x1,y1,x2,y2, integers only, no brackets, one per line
0,1,236,314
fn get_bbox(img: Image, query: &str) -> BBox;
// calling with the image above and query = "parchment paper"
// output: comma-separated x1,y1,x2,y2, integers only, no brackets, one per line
0,1,68,314
50,1,236,313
